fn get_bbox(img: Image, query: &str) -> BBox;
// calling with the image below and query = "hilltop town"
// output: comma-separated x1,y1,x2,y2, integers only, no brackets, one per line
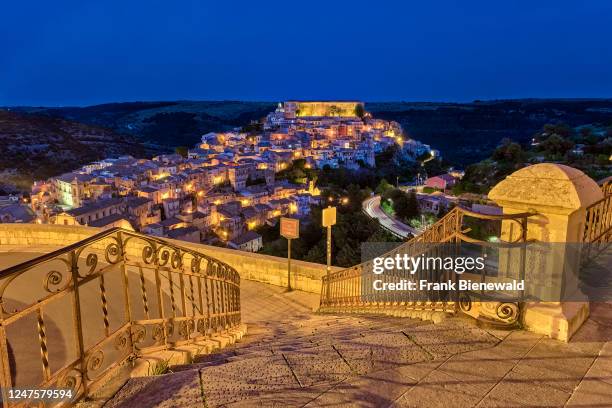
14,101,435,250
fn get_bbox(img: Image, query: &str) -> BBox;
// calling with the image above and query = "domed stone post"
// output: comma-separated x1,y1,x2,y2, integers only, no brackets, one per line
488,163,604,341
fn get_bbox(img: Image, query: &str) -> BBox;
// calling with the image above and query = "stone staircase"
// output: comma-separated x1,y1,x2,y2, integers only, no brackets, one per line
101,292,507,407
88,279,612,408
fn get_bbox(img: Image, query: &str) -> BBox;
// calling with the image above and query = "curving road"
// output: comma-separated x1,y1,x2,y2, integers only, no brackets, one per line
362,195,419,239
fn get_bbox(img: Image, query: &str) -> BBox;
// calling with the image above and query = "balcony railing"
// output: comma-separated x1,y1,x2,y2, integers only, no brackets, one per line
0,227,240,407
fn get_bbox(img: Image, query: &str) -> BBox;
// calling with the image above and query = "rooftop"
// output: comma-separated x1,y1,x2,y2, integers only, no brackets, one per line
67,198,124,217
88,213,130,228
229,230,262,245
166,226,200,239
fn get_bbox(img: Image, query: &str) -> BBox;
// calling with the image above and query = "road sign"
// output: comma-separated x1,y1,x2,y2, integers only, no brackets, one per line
322,206,336,300
322,206,336,227
280,217,299,239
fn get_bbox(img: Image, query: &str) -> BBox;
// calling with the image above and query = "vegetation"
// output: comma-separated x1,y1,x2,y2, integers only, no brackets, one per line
381,188,420,223
380,199,394,216
316,145,435,191
241,121,263,135
259,143,453,266
147,358,172,376
259,183,401,267
354,104,365,118
174,145,188,158
368,99,612,166
276,159,317,184
454,123,611,194
10,99,612,168
375,178,394,195
0,109,147,193
408,213,436,229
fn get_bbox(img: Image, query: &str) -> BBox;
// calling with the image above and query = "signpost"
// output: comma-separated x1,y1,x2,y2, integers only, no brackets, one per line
322,206,337,300
280,217,299,290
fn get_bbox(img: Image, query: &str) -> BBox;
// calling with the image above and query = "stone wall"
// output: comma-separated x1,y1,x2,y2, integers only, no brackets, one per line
0,224,338,294
176,240,338,293
0,223,102,249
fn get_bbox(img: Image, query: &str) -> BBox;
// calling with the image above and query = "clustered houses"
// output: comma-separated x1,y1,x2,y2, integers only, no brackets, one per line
26,101,433,251
260,101,434,169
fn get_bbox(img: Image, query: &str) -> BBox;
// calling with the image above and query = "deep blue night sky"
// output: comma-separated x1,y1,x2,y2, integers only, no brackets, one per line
2,0,611,106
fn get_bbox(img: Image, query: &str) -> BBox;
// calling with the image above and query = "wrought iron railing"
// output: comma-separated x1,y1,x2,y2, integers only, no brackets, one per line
0,227,240,407
582,177,612,264
319,206,533,320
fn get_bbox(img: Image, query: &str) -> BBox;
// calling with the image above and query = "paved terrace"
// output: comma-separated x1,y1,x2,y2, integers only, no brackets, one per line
1,217,611,407
100,280,612,408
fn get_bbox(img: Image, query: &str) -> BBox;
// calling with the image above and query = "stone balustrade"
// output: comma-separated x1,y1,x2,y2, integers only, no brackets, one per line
0,224,339,294
488,163,605,341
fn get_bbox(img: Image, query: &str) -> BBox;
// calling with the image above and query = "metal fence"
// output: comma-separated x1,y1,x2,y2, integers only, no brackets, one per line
582,178,612,264
319,206,532,320
0,228,240,407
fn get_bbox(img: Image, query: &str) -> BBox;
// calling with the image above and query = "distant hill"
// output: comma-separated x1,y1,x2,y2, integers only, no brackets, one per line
9,101,277,148
367,99,612,165
0,109,147,191
6,99,612,168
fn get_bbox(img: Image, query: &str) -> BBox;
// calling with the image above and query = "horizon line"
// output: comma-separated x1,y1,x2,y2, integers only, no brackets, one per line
3,96,612,109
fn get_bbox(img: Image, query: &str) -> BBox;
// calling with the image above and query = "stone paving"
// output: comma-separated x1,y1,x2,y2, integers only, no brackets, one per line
102,280,612,408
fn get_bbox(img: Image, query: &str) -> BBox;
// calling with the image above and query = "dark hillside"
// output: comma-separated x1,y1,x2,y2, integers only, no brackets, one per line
367,99,612,165
0,109,146,191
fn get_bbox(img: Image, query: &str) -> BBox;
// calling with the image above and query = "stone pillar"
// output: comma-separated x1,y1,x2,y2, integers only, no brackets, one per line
488,163,603,341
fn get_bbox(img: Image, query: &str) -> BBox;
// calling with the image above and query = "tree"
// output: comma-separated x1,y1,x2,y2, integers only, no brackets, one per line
354,104,365,118
579,126,593,140
391,190,419,221
241,121,263,134
405,190,420,219
174,146,188,158
336,243,360,267
375,179,393,195
492,139,525,164
539,134,574,156
543,123,574,139
304,240,327,264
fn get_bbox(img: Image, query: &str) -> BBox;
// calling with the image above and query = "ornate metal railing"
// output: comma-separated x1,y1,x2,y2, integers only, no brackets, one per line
582,177,612,264
319,206,533,322
0,227,240,407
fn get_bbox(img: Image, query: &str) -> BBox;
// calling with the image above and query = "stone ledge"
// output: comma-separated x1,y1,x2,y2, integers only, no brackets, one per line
75,324,247,407
0,224,336,293
318,306,453,324
130,323,248,377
